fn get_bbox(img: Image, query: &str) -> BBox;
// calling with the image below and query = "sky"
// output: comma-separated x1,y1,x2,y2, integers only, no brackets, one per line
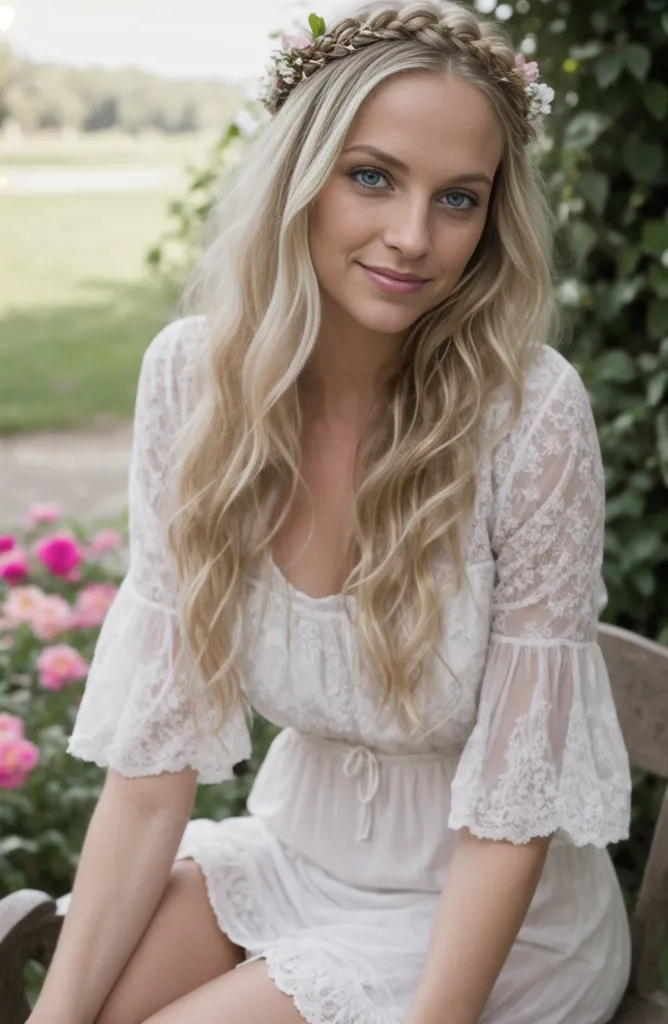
2,0,323,82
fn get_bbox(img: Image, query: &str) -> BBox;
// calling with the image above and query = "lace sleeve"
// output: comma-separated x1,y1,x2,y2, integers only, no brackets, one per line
449,358,632,846
66,319,252,782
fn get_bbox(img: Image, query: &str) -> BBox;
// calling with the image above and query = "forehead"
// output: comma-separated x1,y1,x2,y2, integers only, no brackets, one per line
344,71,504,178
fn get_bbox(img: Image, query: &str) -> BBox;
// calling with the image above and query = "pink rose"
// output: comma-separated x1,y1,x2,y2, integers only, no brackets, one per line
88,529,122,556
33,532,83,577
1,585,46,624
26,503,60,527
72,583,118,629
0,546,29,584
515,53,539,85
0,713,24,741
36,643,89,691
0,735,40,790
31,594,75,641
0,535,15,554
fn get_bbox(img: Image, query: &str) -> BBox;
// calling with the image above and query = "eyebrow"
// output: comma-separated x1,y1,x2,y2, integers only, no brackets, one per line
342,144,494,188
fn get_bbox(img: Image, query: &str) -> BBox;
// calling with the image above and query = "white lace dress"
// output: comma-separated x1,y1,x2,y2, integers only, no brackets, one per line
67,318,633,1024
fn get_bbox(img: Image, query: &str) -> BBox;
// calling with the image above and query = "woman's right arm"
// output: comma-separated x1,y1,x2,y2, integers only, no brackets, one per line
28,765,197,1024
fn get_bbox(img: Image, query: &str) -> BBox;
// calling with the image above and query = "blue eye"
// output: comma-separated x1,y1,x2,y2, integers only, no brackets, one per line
443,191,476,210
349,168,478,210
350,168,388,190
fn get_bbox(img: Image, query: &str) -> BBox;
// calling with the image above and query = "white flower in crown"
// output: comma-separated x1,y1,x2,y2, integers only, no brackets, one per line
515,53,554,129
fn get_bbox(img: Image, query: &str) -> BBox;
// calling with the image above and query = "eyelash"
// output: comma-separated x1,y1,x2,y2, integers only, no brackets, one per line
348,166,479,210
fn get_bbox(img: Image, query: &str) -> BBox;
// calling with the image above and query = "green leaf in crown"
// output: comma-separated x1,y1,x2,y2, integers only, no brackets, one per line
308,13,327,40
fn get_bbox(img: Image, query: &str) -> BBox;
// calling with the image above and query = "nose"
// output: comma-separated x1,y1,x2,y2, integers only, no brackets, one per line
382,193,432,261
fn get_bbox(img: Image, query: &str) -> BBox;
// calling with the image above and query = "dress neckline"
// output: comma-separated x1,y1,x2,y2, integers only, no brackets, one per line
268,553,356,614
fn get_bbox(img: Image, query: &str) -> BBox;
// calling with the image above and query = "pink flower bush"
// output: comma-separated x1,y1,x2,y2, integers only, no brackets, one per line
0,713,40,790
31,594,75,641
88,529,122,556
0,534,15,553
36,644,89,691
33,531,84,578
1,584,48,625
72,583,118,629
0,545,29,584
26,503,60,527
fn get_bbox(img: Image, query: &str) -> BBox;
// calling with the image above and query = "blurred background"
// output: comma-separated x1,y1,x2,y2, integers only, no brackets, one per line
0,0,667,1001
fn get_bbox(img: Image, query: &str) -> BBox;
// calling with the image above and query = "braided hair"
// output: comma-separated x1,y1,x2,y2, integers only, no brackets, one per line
262,2,536,141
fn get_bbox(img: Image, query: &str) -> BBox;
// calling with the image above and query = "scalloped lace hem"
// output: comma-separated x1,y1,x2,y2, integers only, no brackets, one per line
447,813,630,848
66,736,236,783
262,946,400,1024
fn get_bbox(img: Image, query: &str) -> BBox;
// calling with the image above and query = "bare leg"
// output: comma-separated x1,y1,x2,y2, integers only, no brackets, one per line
96,859,244,1024
141,959,305,1024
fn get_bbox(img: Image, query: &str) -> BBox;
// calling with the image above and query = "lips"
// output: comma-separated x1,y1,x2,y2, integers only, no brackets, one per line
360,264,429,283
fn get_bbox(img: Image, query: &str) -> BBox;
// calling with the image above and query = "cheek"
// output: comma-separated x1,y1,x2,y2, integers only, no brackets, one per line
439,217,488,275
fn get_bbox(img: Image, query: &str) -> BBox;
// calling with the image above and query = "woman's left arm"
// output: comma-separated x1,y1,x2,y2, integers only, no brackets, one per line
405,828,551,1024
406,360,634,1023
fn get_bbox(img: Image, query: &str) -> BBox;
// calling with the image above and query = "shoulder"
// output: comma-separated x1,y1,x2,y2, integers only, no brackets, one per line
137,315,208,427
489,345,596,489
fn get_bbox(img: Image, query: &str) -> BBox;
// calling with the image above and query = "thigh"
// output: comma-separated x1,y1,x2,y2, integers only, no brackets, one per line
141,959,305,1024
96,858,244,1024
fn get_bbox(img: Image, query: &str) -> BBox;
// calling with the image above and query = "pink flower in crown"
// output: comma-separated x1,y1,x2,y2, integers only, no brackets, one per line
36,643,89,691
0,546,29,585
87,528,122,556
72,582,118,629
33,531,83,578
0,734,40,790
26,503,60,527
31,594,75,641
0,535,15,554
281,30,313,52
515,53,540,85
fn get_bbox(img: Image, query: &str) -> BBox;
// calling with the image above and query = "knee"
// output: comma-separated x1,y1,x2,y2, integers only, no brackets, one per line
95,861,206,1024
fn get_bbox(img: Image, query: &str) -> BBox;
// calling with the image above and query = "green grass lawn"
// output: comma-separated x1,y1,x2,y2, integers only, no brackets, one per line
0,162,196,433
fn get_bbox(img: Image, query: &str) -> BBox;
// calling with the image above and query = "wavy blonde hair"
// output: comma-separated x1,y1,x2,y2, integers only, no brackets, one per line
166,0,557,737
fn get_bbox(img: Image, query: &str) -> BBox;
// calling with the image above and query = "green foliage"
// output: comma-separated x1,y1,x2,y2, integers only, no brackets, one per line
501,0,668,647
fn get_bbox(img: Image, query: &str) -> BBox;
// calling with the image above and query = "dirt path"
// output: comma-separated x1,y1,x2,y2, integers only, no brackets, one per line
0,424,133,529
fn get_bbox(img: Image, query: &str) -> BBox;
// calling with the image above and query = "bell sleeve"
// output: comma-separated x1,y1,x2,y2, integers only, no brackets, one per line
449,360,632,846
66,319,252,782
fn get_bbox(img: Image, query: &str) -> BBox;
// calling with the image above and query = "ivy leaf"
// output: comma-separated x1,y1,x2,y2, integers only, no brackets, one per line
563,111,610,149
577,170,610,215
642,81,668,121
650,264,668,299
647,299,668,340
624,140,664,183
595,50,624,88
623,43,651,81
308,14,327,38
568,220,599,265
648,372,668,408
642,220,668,256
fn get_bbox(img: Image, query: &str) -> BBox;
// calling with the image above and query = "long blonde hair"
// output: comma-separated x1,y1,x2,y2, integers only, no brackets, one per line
166,0,557,735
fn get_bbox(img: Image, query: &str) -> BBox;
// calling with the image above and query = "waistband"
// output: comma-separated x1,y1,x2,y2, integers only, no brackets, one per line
291,729,456,842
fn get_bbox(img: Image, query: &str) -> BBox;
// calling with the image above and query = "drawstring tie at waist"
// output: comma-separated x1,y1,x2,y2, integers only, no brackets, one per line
343,745,380,842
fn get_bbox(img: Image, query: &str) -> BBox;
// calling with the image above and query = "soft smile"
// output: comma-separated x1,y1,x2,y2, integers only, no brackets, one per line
357,263,430,295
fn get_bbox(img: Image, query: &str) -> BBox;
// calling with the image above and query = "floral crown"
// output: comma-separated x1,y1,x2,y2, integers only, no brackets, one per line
259,12,554,137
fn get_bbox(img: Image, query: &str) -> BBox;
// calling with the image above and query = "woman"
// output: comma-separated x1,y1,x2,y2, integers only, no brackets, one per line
29,2,633,1023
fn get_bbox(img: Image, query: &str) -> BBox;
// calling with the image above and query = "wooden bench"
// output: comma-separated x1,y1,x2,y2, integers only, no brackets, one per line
0,622,667,1023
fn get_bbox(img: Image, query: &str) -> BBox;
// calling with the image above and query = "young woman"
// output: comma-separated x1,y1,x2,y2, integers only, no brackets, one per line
29,2,633,1023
